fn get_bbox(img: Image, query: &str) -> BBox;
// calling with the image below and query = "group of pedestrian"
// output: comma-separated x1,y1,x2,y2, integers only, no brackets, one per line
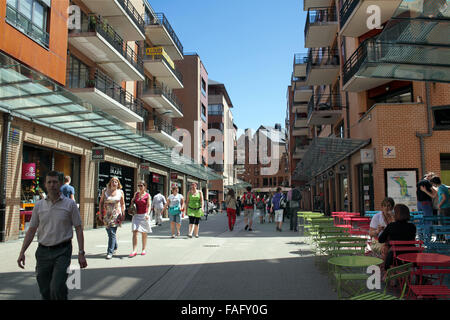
224,185,302,232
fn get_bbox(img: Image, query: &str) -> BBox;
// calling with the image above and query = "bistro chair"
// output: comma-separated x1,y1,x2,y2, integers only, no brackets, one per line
349,262,413,300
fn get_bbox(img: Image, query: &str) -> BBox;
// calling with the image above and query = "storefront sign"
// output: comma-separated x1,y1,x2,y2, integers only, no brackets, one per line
361,149,374,163
152,173,160,183
139,163,150,175
22,163,36,180
92,147,105,161
385,169,418,212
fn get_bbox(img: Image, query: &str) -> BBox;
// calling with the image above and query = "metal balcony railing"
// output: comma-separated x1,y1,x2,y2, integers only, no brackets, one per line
306,47,340,76
151,115,175,136
143,83,183,114
305,6,337,38
143,48,183,84
116,0,145,34
307,93,343,119
68,68,144,117
6,3,49,48
340,0,361,29
294,53,309,65
343,38,371,85
143,13,184,56
75,15,144,75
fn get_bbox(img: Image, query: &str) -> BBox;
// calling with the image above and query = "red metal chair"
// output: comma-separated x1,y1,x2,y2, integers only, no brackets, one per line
389,240,425,267
408,269,450,299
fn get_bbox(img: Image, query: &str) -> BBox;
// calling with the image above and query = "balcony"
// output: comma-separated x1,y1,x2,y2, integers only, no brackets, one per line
293,53,309,78
304,0,333,11
78,0,145,40
144,13,184,61
342,38,450,92
68,69,144,123
141,83,183,118
69,16,144,83
292,103,309,114
145,115,182,148
307,94,344,126
294,118,309,128
294,81,313,103
305,48,340,85
305,6,338,48
340,0,402,37
292,127,310,136
143,47,183,89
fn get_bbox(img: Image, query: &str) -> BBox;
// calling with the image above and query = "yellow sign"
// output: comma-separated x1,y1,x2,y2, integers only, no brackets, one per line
146,46,175,69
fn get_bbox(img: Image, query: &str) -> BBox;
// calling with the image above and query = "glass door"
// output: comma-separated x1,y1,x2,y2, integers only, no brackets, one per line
358,164,374,214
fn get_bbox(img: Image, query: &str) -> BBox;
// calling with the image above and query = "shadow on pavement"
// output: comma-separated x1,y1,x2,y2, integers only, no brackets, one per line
0,256,338,300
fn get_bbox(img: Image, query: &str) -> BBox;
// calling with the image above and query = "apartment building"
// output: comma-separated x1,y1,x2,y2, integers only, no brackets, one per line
0,0,219,242
290,0,450,215
238,125,290,194
208,80,237,202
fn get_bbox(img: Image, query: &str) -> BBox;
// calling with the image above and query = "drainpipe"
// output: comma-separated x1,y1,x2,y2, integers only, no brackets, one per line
345,91,353,212
0,113,12,242
416,83,433,178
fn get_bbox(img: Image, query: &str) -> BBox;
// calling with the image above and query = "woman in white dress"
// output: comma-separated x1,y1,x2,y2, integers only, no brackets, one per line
129,181,152,257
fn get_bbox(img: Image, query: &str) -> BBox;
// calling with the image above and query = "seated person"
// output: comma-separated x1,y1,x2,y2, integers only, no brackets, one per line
369,197,395,259
378,204,417,271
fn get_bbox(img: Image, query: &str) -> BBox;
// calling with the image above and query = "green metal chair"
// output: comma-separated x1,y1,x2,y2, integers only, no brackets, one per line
349,263,413,300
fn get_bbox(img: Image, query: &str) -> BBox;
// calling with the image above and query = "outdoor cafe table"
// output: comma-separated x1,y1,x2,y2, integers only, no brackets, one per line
397,253,450,285
397,253,450,267
328,255,383,299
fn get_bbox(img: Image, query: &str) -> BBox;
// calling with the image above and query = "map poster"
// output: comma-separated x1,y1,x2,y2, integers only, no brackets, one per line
385,169,418,212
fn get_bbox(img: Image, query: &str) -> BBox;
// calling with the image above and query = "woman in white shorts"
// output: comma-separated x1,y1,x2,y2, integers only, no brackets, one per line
129,181,152,257
165,186,184,238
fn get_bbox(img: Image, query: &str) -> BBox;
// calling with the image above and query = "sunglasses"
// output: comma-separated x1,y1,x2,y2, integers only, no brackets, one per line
138,184,144,187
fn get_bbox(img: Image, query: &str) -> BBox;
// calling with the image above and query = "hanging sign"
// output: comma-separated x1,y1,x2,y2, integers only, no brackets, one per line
22,163,36,180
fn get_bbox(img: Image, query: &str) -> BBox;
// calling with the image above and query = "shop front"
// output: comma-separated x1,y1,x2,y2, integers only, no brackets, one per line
20,143,81,235
148,172,165,197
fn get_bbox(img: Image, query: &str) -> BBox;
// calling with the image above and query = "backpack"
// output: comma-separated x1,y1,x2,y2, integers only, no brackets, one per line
256,199,265,209
292,188,302,201
244,192,255,206
280,195,287,209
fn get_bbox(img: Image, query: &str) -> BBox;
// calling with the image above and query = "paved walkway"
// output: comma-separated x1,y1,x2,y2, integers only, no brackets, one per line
0,212,337,300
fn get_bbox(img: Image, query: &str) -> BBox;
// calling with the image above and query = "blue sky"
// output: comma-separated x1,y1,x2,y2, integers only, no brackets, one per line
147,0,307,133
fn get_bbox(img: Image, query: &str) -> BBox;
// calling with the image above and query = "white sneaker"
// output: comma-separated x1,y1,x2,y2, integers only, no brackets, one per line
106,254,112,259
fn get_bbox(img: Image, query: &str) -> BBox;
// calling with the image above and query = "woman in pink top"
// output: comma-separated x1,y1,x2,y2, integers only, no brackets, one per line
129,181,152,257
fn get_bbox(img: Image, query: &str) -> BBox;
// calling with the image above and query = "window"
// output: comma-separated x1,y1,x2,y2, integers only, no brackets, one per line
208,104,223,116
201,78,207,96
201,103,207,122
6,0,50,47
66,54,89,88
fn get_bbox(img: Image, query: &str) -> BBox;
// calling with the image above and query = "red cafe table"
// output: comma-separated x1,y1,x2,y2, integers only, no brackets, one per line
397,253,450,267
397,253,450,286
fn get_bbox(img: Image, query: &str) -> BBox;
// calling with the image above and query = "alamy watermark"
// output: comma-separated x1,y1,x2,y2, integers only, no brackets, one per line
66,266,81,290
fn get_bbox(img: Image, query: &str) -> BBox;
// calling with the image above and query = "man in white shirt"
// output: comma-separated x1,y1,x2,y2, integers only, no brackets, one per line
152,191,167,226
17,171,87,300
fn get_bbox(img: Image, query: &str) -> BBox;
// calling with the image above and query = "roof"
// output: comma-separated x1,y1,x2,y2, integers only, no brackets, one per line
208,79,233,108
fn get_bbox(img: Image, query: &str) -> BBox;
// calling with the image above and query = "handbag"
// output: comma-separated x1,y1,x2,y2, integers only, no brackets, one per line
128,202,137,216
169,206,181,216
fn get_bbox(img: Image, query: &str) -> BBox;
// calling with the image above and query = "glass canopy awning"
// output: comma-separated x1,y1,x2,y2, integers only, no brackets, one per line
294,137,371,181
224,179,252,191
0,52,222,181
